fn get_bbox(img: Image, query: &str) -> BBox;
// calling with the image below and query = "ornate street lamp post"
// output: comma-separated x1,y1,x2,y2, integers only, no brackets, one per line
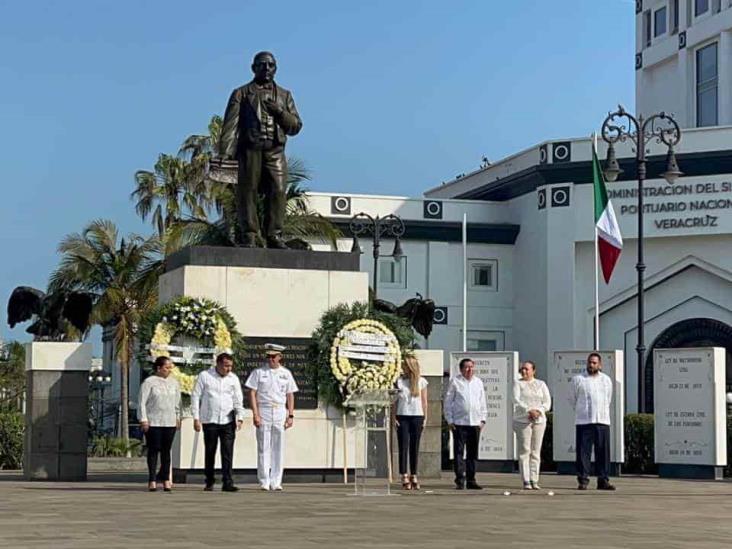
89,370,113,437
349,213,405,302
600,105,682,412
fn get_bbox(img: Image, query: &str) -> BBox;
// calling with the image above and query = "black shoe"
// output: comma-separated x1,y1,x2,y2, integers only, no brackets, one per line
577,483,589,491
466,482,483,490
266,237,289,249
597,482,616,491
222,484,240,492
455,480,465,490
203,484,214,492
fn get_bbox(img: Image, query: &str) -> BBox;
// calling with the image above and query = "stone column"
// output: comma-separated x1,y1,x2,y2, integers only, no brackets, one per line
24,342,92,481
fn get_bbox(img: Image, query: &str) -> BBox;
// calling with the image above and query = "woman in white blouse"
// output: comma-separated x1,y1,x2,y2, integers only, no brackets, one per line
138,356,181,492
512,360,551,490
394,356,428,490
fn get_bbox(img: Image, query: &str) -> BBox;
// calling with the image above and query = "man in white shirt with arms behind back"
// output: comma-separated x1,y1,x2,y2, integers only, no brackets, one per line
444,358,487,490
570,352,616,491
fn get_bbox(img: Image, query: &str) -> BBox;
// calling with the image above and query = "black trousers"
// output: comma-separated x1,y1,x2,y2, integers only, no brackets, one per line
236,145,287,241
576,423,610,484
453,425,480,483
144,426,177,483
396,415,424,475
203,421,236,486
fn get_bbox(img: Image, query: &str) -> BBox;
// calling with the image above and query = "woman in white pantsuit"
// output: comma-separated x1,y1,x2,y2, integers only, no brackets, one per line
512,361,551,490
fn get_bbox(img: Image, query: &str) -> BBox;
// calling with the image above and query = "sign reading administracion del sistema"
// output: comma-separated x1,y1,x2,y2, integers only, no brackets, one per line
606,175,732,231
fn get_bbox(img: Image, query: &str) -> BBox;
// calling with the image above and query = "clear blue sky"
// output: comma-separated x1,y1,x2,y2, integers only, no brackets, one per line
0,0,634,347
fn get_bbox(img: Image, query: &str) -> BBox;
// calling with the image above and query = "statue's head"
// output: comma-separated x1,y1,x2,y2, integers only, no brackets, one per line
252,51,277,84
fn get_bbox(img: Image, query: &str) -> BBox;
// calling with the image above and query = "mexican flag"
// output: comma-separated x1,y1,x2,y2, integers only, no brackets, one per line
592,146,623,283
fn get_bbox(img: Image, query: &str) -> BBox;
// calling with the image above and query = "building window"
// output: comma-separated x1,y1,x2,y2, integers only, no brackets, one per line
468,259,497,291
671,0,679,33
654,6,667,37
466,331,505,352
643,10,652,47
696,42,718,127
695,0,709,16
378,257,406,288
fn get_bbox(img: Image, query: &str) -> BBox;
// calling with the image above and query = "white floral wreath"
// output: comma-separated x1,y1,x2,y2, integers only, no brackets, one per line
330,318,401,395
148,301,234,395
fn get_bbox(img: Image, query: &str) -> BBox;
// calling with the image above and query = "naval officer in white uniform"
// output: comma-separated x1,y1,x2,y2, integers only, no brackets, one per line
245,343,298,491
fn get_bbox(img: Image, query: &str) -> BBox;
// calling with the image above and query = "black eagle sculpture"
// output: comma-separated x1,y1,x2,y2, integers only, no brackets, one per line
372,292,436,339
7,286,93,341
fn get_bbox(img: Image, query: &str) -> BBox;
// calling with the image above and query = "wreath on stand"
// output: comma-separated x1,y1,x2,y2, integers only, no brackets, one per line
308,301,416,408
137,296,245,401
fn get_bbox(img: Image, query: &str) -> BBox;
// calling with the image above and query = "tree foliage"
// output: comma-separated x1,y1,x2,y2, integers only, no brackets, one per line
49,219,159,449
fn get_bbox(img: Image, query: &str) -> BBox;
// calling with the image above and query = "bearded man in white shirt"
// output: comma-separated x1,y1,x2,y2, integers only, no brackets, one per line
191,353,245,492
570,352,616,491
444,358,487,490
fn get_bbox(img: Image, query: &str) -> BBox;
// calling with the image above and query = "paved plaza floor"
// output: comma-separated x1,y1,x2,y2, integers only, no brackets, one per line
1,471,731,548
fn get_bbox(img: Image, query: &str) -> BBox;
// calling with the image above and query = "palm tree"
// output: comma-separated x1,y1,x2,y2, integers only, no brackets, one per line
132,154,208,237
49,220,159,448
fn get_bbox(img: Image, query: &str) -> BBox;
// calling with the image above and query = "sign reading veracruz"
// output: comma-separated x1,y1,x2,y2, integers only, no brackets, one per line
606,175,732,232
449,352,518,460
653,347,727,466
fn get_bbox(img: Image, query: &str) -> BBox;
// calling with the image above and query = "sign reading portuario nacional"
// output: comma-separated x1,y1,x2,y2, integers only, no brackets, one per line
550,351,624,463
653,348,727,472
449,352,518,460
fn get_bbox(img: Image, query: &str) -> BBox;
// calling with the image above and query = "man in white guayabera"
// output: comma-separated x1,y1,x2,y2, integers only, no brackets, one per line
570,352,616,491
444,358,487,490
191,353,245,492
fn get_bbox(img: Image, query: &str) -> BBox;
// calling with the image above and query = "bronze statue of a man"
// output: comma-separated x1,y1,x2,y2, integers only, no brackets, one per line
219,51,303,248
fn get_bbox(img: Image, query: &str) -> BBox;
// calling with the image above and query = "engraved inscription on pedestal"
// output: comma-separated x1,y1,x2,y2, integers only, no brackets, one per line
653,347,726,467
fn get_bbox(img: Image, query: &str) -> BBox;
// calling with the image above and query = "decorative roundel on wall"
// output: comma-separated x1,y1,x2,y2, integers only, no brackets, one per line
551,142,571,163
551,186,570,208
678,31,686,50
423,200,443,219
433,307,448,325
330,196,351,215
539,144,548,165
635,53,643,70
635,0,642,14
537,188,546,210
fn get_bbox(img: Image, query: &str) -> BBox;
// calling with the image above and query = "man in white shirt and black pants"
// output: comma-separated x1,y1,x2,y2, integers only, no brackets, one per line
444,357,487,490
570,352,616,491
245,343,298,491
191,353,245,492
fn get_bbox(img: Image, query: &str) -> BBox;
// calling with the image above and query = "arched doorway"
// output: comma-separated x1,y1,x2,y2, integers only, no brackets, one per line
644,318,732,411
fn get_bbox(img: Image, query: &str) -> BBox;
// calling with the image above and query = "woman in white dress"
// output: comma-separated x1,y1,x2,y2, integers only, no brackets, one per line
394,355,428,490
512,360,551,490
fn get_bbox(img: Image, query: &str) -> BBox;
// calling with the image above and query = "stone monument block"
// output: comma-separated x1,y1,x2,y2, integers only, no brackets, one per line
653,347,727,479
550,350,624,473
163,247,374,479
449,351,519,470
24,342,92,481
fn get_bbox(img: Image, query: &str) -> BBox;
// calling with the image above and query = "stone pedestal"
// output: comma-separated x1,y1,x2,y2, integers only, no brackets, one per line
653,347,727,479
551,350,625,476
160,246,371,479
24,342,92,481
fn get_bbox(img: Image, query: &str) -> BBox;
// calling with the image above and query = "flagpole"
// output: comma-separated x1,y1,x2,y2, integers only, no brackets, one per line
593,133,600,350
462,212,468,352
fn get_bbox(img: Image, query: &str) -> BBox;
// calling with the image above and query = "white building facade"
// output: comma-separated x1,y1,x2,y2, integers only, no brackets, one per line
637,0,732,127
309,126,732,413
